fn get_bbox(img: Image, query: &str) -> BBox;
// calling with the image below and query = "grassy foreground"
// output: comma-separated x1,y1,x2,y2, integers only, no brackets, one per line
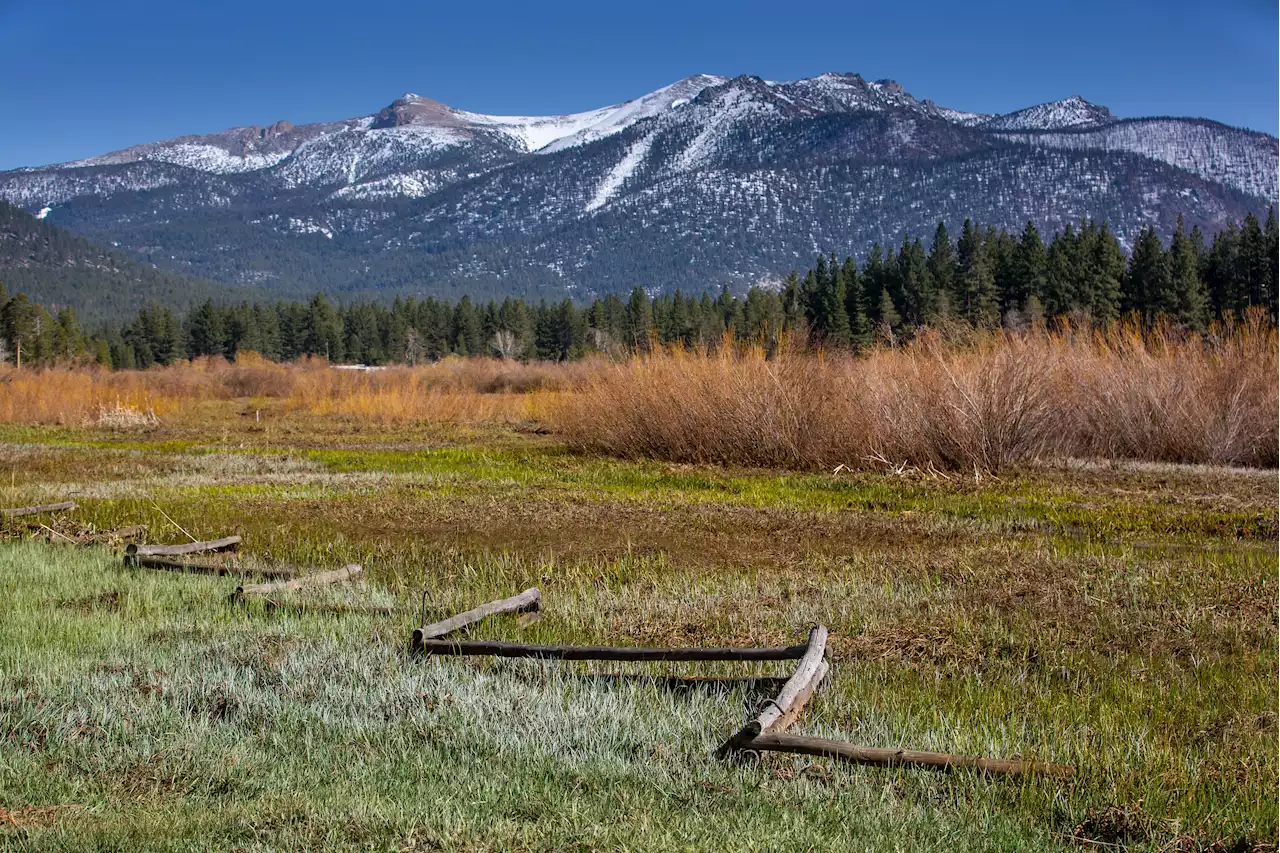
0,415,1275,851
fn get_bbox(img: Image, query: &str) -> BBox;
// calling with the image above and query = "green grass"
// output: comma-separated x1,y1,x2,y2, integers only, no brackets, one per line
0,421,1276,851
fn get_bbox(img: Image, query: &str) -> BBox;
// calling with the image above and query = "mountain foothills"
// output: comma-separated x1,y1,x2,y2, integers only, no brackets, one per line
0,201,251,320
0,201,1274,370
0,73,1275,309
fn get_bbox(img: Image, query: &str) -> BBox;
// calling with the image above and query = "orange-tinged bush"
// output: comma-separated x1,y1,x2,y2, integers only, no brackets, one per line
548,314,1278,471
0,355,589,427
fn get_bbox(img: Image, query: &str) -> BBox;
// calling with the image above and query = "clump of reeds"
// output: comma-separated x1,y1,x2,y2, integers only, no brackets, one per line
549,313,1278,472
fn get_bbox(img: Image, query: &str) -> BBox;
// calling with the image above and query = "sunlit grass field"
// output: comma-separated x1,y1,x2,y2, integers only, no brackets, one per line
0,405,1275,851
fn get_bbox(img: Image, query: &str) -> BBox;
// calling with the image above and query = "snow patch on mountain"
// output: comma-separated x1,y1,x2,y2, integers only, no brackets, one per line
983,96,1114,131
72,143,294,174
543,74,728,152
937,107,990,126
674,84,781,172
997,119,1279,201
585,134,655,212
458,106,619,152
332,169,451,201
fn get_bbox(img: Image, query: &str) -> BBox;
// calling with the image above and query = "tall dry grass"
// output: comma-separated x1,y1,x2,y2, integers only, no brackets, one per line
0,320,1273,470
0,354,591,427
548,314,1278,471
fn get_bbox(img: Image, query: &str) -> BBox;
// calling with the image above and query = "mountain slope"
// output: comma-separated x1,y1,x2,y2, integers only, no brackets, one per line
0,73,1274,306
0,200,247,321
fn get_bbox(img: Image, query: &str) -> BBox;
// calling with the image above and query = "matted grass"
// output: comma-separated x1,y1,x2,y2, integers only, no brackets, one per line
0,418,1275,851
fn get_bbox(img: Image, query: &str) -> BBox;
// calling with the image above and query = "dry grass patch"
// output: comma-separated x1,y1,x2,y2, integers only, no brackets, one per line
550,315,1278,472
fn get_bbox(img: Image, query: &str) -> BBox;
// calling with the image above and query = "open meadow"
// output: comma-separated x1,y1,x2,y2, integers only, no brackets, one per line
0,332,1276,852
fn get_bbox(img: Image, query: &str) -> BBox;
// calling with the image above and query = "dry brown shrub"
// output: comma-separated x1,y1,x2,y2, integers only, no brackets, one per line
0,355,591,427
1061,312,1278,468
549,316,1278,472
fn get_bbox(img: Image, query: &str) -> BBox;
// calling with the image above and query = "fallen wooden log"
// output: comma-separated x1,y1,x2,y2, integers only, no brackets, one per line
412,587,541,647
717,625,829,757
412,639,809,661
126,535,241,558
127,554,293,578
235,564,362,598
746,731,1074,778
1,501,76,518
260,598,396,617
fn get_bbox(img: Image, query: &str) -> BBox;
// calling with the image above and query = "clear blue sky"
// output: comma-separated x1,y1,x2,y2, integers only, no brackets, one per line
1,0,1276,170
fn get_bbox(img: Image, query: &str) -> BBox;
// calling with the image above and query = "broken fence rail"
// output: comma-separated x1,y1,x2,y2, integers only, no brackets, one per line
412,587,541,647
2,501,76,518
746,732,1073,778
126,535,241,559
235,563,362,598
716,625,829,756
126,554,293,579
413,639,810,662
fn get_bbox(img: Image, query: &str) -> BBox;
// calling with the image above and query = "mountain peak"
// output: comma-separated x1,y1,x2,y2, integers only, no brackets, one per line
983,95,1114,131
371,93,466,129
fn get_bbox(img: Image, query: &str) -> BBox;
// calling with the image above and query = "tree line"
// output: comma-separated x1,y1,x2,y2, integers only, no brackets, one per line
1,210,1274,369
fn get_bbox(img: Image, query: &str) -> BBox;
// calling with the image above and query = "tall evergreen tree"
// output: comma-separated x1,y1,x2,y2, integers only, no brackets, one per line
1125,226,1173,321
1266,207,1280,320
1011,220,1048,312
1239,212,1271,316
926,222,956,322
1168,215,1209,330
956,219,999,329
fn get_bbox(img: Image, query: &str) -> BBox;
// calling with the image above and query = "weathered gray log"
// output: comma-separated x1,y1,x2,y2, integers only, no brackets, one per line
717,625,829,757
411,587,541,647
236,564,362,597
746,732,1074,778
261,599,396,617
128,554,293,578
1,501,76,518
413,639,810,661
126,535,241,558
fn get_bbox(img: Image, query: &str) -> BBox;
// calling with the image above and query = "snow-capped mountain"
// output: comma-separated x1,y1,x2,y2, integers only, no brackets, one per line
1,73,1274,303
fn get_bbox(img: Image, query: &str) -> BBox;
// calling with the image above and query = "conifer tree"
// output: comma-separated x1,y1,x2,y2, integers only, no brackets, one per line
926,222,955,322
805,253,851,347
841,256,871,349
1125,226,1173,321
1168,215,1209,330
1266,207,1279,320
1011,220,1047,312
861,243,886,324
896,236,928,327
956,219,999,329
1239,212,1270,315
624,287,653,352
1206,223,1241,316
1077,220,1125,323
876,288,901,344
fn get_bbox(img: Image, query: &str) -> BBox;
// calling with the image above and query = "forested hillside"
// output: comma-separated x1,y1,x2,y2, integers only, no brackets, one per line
2,210,1273,370
0,201,251,321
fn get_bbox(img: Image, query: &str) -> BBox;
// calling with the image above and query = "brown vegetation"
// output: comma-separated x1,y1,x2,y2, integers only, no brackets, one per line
0,315,1274,470
549,312,1278,471
0,352,591,427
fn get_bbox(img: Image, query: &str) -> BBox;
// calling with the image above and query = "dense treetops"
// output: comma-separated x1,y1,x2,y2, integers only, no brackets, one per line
0,210,1274,369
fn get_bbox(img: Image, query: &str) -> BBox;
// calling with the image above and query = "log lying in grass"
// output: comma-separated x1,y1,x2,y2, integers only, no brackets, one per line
1,501,76,518
412,587,541,647
716,625,829,757
413,638,810,661
261,599,396,617
127,554,294,578
235,564,362,598
126,535,241,559
746,732,1074,778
